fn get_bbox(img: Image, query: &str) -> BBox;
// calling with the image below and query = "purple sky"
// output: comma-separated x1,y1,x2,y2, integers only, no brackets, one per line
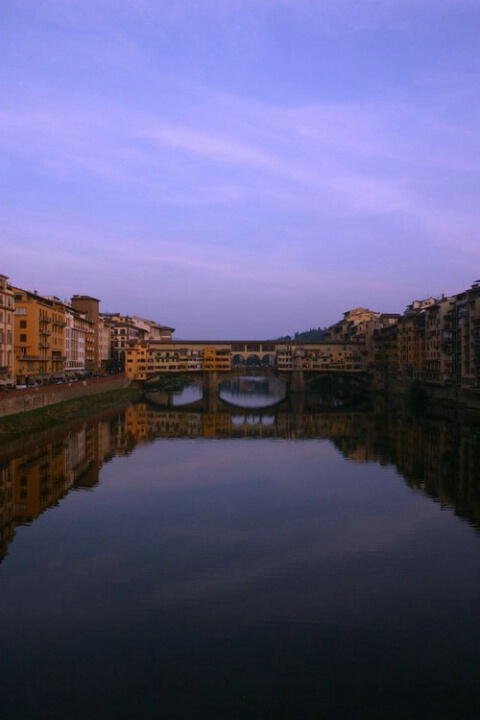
2,0,480,338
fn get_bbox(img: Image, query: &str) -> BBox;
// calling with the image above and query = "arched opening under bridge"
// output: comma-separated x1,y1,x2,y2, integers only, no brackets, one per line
219,375,287,408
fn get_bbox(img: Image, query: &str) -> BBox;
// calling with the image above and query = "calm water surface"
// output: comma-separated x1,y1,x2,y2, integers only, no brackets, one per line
1,386,480,719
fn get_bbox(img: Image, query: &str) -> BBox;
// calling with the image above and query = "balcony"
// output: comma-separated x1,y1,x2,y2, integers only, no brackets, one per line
39,342,51,349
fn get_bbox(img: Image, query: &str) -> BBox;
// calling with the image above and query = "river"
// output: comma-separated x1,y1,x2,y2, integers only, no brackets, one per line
1,380,480,719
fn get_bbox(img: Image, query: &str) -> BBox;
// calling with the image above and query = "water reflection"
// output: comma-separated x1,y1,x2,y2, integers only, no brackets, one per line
171,381,203,406
2,397,480,718
219,375,286,408
2,398,480,563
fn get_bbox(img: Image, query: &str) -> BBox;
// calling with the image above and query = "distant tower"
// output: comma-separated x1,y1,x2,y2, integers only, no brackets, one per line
71,295,100,371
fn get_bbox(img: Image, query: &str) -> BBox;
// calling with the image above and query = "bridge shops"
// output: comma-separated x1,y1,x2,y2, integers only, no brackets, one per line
124,339,369,383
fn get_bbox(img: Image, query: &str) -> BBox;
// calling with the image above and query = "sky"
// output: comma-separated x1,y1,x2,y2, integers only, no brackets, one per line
2,0,480,339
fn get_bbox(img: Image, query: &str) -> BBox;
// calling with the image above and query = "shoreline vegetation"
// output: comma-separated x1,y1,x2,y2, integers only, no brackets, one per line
143,375,192,392
0,387,141,440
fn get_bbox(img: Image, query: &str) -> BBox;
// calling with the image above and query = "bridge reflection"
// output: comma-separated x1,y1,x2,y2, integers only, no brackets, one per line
219,375,287,408
145,374,369,412
3,399,480,561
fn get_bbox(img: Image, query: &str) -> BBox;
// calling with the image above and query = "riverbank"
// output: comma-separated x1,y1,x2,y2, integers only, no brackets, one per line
379,378,480,412
0,376,133,418
0,377,141,439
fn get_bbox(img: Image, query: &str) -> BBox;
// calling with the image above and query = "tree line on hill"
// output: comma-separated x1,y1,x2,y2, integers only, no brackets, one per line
276,327,327,342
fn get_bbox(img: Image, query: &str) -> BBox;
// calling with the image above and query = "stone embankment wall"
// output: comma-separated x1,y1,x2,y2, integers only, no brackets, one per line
0,376,131,419
387,379,480,411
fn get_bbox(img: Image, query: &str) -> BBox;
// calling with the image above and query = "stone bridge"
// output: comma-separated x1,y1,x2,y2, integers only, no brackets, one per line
199,369,371,394
128,339,372,394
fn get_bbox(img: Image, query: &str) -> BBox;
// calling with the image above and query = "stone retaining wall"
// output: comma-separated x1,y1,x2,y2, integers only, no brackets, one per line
387,379,480,411
0,376,131,419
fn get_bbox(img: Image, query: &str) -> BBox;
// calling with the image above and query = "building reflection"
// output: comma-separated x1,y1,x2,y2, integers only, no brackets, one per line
1,401,480,560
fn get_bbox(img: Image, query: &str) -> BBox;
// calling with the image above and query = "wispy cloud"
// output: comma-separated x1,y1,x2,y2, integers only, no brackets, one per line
2,0,480,334
2,78,479,229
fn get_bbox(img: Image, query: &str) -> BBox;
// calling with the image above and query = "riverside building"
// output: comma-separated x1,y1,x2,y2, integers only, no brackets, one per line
12,288,68,385
0,275,15,388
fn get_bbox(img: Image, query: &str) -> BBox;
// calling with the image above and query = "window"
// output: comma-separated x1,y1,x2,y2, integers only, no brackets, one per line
20,334,27,342
20,320,27,328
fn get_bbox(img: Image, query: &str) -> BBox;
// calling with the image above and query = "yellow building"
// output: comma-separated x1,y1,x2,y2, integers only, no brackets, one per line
202,346,231,371
125,340,148,380
13,288,67,384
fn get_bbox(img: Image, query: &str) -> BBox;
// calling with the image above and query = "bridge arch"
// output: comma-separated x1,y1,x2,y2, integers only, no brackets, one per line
245,354,261,366
261,353,276,367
